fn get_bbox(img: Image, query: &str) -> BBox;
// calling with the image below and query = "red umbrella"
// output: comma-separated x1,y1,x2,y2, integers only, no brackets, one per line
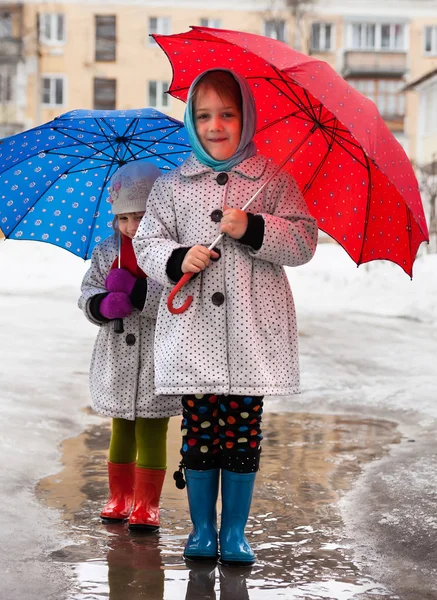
154,26,428,279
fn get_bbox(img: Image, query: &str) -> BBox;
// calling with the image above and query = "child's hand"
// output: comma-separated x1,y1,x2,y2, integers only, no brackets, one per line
220,205,248,239
182,245,220,274
105,268,136,294
100,292,133,319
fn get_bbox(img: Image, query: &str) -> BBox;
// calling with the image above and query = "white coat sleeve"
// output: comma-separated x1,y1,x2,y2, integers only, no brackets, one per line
139,277,163,320
249,171,318,267
78,244,110,326
133,177,185,288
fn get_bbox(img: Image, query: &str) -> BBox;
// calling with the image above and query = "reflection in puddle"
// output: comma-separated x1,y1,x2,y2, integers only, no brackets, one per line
37,413,401,599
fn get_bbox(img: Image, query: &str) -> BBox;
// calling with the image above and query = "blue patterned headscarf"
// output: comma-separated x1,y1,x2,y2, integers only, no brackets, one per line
184,69,257,172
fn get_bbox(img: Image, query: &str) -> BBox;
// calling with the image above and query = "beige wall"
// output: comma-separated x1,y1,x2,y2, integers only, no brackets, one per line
3,1,437,165
21,4,280,126
408,17,437,80
404,17,437,161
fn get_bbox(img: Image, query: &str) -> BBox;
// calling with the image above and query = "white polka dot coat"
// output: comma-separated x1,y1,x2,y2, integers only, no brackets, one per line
133,153,318,397
78,233,182,420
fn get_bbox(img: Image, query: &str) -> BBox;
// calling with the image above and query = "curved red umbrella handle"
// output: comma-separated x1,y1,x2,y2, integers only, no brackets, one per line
167,272,194,314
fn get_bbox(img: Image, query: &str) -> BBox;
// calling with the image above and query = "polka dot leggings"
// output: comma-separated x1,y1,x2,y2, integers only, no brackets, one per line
181,394,263,473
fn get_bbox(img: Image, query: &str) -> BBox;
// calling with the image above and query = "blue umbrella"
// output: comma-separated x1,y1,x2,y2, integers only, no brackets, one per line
0,108,190,259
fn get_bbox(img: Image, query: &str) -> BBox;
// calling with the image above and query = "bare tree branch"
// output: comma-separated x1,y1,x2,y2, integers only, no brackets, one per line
262,0,317,51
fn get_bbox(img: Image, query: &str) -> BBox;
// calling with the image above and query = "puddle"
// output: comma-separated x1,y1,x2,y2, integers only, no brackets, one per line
37,412,401,599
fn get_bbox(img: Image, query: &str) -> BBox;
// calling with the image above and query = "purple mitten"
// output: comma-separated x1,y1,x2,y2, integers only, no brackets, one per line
105,268,137,294
100,292,133,319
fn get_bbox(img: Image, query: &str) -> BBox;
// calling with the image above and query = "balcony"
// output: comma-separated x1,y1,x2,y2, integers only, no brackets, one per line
342,51,407,78
0,37,23,63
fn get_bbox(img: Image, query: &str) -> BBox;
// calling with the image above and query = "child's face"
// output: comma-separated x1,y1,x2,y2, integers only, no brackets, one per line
117,212,145,239
194,86,242,161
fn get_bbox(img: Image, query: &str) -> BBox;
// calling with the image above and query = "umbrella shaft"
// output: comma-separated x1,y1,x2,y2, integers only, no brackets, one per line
118,230,121,268
208,129,315,252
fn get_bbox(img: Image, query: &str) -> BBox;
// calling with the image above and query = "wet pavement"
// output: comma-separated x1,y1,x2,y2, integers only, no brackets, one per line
37,412,403,600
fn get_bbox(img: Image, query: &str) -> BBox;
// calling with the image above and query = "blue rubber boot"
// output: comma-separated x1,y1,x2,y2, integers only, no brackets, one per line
184,469,220,560
219,470,256,566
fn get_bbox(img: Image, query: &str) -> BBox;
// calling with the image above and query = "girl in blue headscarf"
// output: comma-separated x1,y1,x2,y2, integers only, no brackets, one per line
134,69,317,565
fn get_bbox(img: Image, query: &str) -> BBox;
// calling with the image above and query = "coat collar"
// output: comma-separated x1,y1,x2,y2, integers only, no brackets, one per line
180,152,269,181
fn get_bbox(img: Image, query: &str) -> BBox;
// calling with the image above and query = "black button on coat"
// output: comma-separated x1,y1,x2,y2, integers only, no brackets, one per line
216,172,228,185
211,209,223,222
212,292,225,306
125,333,136,346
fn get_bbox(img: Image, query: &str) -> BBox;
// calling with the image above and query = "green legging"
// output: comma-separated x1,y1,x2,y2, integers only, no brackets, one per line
108,417,169,470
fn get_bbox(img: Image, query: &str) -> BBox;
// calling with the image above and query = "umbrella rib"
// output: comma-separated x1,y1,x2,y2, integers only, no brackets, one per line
126,123,192,165
53,119,185,141
266,75,320,124
44,148,113,161
99,117,149,163
300,87,321,123
83,173,114,260
63,150,190,175
44,134,189,165
317,123,366,151
98,116,186,144
256,109,314,135
270,72,324,125
262,73,372,164
0,137,115,174
357,155,373,268
94,118,127,162
83,154,121,260
301,120,339,195
122,142,190,169
406,204,413,278
121,119,145,163
41,129,191,163
328,134,368,169
51,128,118,159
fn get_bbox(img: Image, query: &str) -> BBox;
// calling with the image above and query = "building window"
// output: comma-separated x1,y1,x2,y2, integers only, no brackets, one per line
311,22,333,52
148,80,169,108
424,26,437,55
200,18,222,28
95,15,116,62
0,13,12,38
350,23,404,51
148,17,171,46
39,14,65,44
94,77,116,110
263,19,286,42
0,68,13,102
41,76,65,106
349,78,405,117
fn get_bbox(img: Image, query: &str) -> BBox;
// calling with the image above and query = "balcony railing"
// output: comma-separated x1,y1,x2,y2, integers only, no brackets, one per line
0,38,23,63
343,51,407,77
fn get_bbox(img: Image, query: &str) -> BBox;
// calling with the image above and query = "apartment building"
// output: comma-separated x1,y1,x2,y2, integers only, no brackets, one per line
0,2,25,137
0,0,436,163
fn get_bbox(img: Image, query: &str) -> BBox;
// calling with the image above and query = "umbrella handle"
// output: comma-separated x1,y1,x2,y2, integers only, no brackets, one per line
167,272,194,314
114,318,124,334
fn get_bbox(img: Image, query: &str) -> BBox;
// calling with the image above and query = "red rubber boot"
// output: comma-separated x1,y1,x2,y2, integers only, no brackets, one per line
100,461,135,522
128,467,166,531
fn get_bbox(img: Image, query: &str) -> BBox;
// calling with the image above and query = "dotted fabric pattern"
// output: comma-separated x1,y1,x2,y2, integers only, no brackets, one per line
134,152,318,397
78,233,181,420
181,394,263,473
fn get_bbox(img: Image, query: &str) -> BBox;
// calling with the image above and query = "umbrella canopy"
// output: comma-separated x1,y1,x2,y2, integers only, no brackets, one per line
154,27,428,276
0,108,191,259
